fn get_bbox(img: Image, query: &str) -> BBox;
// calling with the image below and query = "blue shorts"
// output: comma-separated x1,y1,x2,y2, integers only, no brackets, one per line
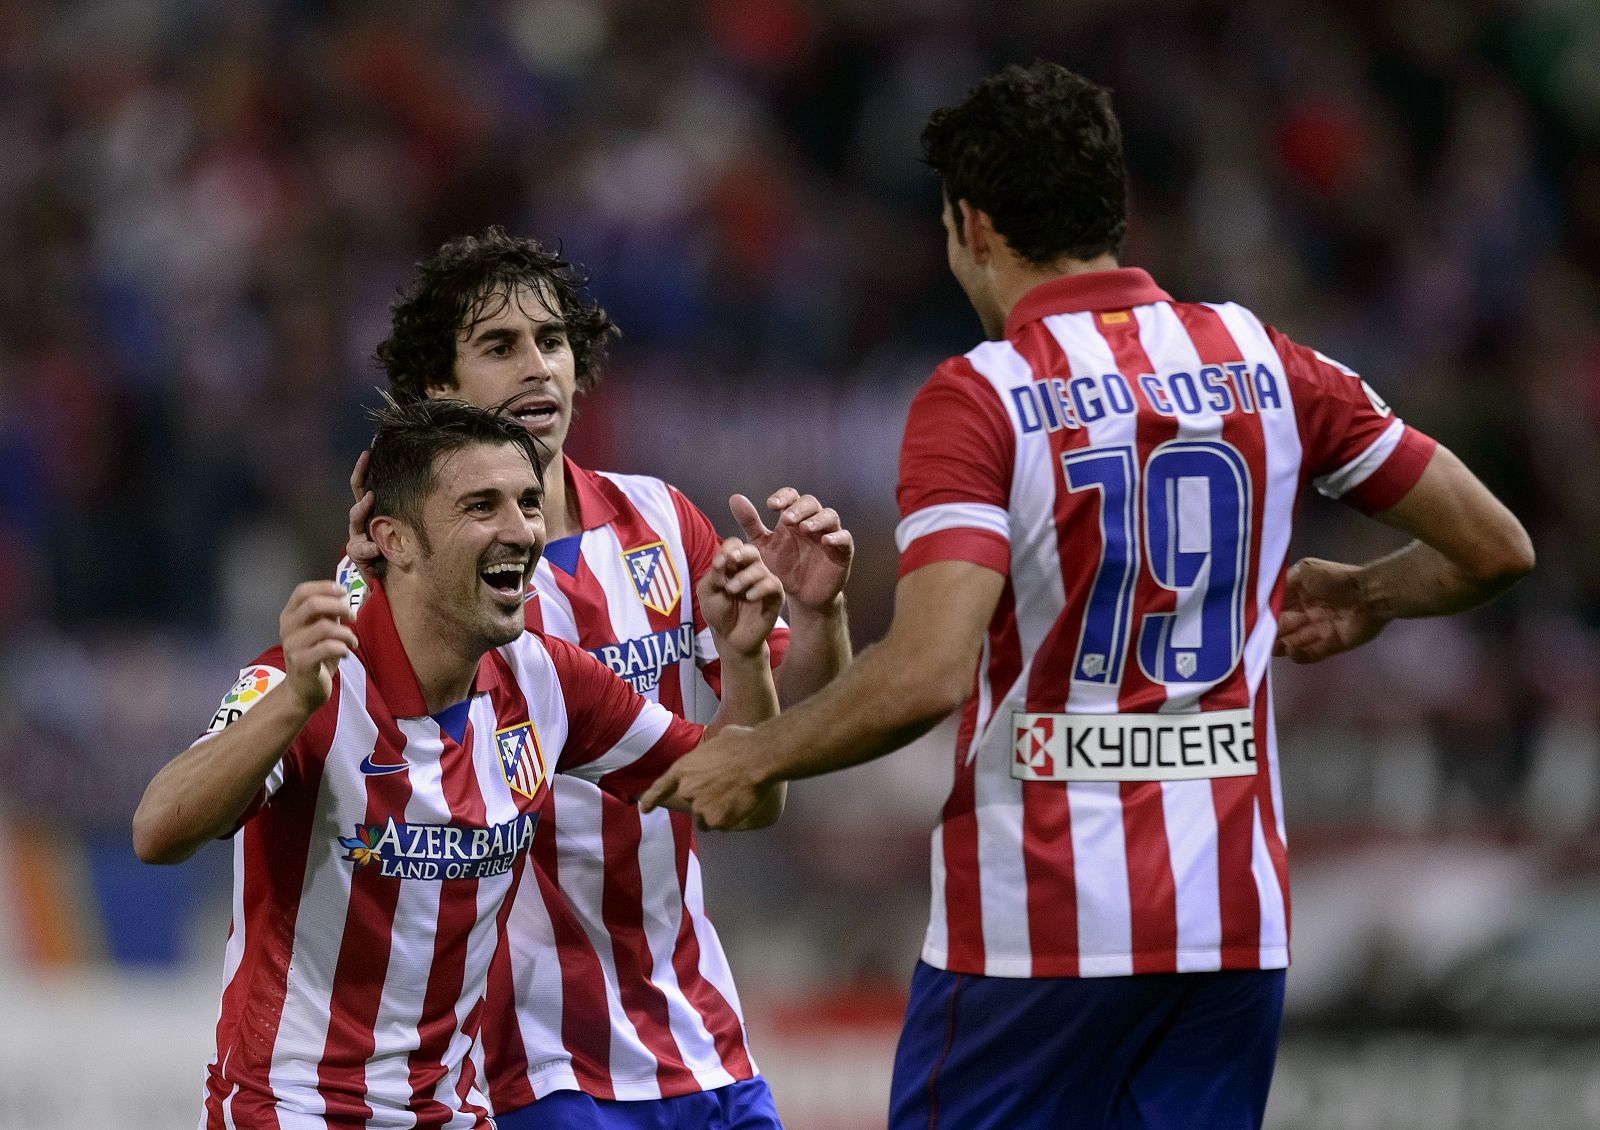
493,1077,782,1130
889,961,1285,1130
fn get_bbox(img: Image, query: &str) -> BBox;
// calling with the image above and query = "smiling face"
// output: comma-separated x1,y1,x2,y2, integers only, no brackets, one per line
410,440,545,653
431,284,578,458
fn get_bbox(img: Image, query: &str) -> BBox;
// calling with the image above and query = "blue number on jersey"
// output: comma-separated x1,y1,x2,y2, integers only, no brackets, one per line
1062,441,1251,688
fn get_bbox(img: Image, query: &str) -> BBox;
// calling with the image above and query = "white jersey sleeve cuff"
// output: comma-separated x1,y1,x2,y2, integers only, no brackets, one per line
569,703,673,783
1313,418,1405,500
895,502,1010,553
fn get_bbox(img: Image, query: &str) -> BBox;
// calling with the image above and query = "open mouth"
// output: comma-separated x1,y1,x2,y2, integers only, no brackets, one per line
479,561,527,600
510,402,558,430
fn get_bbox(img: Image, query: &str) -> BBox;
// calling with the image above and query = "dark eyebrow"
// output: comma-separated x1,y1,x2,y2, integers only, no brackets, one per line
457,483,544,507
470,326,518,348
456,487,505,506
535,319,567,338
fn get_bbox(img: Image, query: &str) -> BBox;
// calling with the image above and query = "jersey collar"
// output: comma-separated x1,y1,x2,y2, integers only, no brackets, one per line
354,579,502,718
1003,268,1172,340
563,454,620,532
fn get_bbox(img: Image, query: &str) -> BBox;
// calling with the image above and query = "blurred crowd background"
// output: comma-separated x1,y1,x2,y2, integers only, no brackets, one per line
1,0,1599,1126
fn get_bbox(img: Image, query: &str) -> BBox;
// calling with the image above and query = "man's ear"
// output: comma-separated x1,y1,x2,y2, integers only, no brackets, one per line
959,200,996,265
422,378,455,400
369,515,416,570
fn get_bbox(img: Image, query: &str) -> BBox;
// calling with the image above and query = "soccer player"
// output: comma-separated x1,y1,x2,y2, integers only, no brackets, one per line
344,229,853,1128
132,398,786,1129
640,63,1536,1129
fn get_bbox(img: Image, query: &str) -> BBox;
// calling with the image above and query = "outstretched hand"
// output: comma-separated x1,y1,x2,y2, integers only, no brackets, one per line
346,450,381,585
696,538,785,658
639,725,773,831
1274,557,1386,664
730,488,852,613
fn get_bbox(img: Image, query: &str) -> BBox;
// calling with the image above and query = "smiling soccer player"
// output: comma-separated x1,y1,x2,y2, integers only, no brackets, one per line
133,398,785,1130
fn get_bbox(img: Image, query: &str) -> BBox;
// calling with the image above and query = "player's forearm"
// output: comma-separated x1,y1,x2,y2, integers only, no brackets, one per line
1358,537,1532,624
774,595,852,707
1361,444,1534,623
749,635,964,787
133,687,313,864
705,643,780,735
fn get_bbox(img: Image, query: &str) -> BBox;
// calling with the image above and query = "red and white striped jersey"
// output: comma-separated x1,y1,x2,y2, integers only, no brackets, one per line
484,459,790,1106
897,269,1435,979
197,580,700,1129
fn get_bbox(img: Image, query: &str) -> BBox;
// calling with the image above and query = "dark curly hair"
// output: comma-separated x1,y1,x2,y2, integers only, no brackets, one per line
922,62,1127,266
376,226,619,402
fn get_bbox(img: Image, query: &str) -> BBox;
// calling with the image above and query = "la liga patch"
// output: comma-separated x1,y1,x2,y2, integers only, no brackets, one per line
207,664,287,733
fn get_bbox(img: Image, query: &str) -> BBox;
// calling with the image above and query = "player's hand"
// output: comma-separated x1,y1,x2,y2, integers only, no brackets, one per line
730,488,852,615
697,538,784,659
639,726,778,831
279,581,359,712
346,450,382,585
1274,557,1386,663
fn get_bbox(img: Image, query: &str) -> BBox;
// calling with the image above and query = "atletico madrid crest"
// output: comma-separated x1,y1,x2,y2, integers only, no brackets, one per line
622,541,681,616
495,721,546,801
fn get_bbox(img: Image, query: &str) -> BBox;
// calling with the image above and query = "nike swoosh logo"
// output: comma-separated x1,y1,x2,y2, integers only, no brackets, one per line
359,753,410,776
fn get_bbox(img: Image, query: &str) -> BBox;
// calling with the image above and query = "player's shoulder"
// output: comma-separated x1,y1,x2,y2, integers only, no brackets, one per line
590,467,670,496
592,468,716,540
590,467,699,517
200,647,291,737
915,347,1016,406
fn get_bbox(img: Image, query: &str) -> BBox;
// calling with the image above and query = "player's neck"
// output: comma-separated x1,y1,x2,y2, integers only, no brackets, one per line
539,450,582,540
988,253,1121,335
385,586,481,713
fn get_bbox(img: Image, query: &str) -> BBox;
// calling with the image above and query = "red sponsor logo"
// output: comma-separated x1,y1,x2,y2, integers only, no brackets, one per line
1015,716,1056,777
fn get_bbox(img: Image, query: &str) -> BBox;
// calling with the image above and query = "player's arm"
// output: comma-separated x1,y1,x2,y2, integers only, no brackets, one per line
729,487,854,705
641,560,1003,830
692,536,787,826
132,581,355,864
551,600,785,830
696,536,784,732
1276,444,1535,663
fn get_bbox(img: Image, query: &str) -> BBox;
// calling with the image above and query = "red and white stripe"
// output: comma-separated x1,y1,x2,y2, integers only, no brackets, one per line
197,582,698,1129
899,269,1435,980
485,461,783,1108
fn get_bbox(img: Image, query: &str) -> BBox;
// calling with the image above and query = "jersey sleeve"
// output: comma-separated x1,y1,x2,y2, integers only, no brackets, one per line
546,634,704,799
192,645,320,828
1268,327,1437,513
669,483,790,697
895,357,1016,578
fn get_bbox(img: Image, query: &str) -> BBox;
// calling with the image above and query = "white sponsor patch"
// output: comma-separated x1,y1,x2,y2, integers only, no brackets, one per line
1012,709,1256,782
206,665,287,733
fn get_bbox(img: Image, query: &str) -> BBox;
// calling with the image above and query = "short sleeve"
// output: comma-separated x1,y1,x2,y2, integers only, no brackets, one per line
1268,327,1437,513
192,645,318,829
894,357,1015,577
546,635,704,798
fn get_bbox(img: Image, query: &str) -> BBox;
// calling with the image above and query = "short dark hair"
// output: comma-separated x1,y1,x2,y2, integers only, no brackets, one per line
922,62,1127,266
376,226,619,403
366,396,547,566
